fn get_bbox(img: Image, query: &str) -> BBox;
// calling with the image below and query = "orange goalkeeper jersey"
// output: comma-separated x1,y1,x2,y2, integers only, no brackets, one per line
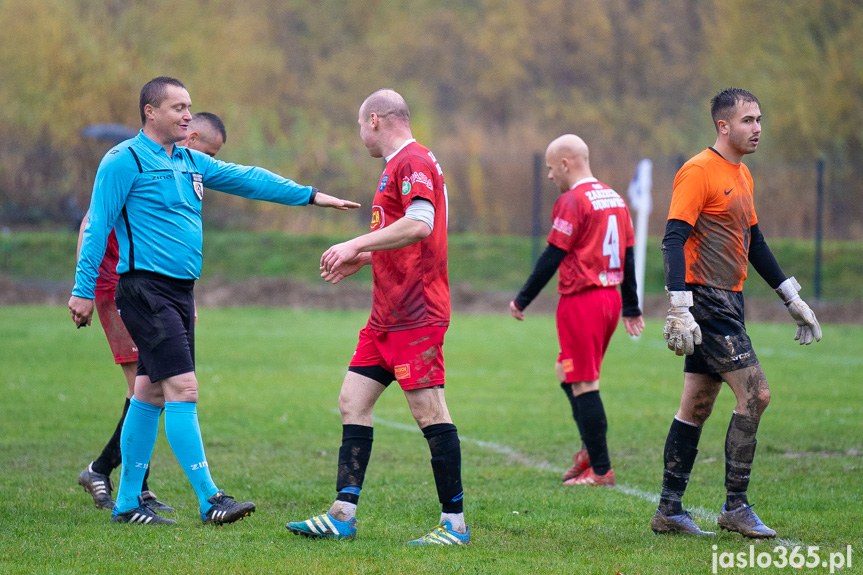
667,148,757,292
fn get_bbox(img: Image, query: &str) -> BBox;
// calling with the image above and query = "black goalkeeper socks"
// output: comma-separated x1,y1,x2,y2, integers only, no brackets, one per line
659,417,702,516
725,412,760,510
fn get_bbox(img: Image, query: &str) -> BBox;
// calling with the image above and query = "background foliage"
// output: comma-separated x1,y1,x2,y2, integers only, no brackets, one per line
0,0,861,238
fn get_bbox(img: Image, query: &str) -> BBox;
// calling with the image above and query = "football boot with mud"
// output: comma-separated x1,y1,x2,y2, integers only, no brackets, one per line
717,503,776,539
650,508,715,536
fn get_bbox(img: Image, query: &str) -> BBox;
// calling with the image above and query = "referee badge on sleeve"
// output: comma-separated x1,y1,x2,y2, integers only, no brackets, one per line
192,173,204,201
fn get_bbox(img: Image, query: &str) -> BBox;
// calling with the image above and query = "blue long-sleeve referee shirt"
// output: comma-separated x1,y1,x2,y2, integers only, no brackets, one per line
73,130,314,299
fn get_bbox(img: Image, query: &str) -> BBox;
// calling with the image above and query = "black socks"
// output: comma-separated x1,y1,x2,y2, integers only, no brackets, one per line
573,391,610,475
725,412,760,510
92,397,131,476
423,423,464,514
335,424,374,504
659,417,702,516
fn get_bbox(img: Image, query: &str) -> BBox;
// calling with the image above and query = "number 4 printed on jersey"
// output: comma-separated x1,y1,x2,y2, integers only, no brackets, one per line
602,214,621,269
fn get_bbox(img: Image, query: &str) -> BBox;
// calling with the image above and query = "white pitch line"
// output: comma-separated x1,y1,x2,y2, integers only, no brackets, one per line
367,413,802,545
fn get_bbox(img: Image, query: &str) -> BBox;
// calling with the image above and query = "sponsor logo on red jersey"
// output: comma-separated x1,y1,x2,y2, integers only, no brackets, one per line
562,358,575,373
552,217,573,236
371,205,384,231
379,175,389,192
409,171,434,191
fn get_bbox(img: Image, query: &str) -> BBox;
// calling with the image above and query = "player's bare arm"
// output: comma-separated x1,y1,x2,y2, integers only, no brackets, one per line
321,217,430,276
77,212,89,257
310,191,361,211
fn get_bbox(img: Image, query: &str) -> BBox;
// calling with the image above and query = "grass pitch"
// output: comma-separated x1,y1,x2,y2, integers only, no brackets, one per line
0,306,860,574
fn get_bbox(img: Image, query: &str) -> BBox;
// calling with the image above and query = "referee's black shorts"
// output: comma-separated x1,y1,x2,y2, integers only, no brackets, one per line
115,270,196,383
684,284,760,379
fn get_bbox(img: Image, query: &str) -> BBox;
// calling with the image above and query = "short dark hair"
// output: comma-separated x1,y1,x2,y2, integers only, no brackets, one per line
710,88,760,131
192,112,227,143
139,76,186,125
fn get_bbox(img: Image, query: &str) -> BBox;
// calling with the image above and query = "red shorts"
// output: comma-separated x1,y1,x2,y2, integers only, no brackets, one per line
350,325,447,391
95,289,138,364
556,287,621,383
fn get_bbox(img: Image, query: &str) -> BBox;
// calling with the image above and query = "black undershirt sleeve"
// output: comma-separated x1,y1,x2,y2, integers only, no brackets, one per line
661,219,692,292
621,247,641,317
513,244,567,311
748,223,786,289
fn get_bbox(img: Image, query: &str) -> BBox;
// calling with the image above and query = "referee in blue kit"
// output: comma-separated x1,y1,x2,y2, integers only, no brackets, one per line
69,76,360,526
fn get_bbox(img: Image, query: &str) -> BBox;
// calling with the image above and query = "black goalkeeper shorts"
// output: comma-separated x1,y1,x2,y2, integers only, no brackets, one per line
684,284,760,378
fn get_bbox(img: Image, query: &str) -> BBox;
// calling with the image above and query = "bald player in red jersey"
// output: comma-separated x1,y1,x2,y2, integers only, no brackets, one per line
650,88,821,539
510,134,643,488
76,112,227,513
286,89,469,546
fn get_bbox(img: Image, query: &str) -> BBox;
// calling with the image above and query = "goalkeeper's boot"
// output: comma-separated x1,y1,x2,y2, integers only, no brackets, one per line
407,520,471,545
201,490,255,525
717,503,776,539
562,449,590,482
565,467,615,486
650,508,715,536
111,496,177,525
141,490,175,513
286,512,357,540
78,462,115,510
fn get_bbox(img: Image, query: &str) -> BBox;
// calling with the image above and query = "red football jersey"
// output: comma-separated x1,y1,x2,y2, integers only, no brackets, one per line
96,229,120,292
547,177,635,295
368,140,450,331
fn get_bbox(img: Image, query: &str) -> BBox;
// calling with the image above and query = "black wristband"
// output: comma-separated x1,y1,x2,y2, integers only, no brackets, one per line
308,187,318,206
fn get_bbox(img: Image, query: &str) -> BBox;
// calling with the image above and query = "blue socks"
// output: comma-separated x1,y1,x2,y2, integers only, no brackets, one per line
114,397,161,513
164,401,219,512
114,399,220,515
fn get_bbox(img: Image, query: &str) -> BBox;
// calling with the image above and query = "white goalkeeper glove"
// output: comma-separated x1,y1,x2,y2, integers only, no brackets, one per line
775,277,822,345
663,290,702,356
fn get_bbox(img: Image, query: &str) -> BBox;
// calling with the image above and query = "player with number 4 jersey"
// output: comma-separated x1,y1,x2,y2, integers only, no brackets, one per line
511,134,643,488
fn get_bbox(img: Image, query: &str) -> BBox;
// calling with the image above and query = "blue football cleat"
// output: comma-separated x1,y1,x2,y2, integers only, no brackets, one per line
286,512,357,540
